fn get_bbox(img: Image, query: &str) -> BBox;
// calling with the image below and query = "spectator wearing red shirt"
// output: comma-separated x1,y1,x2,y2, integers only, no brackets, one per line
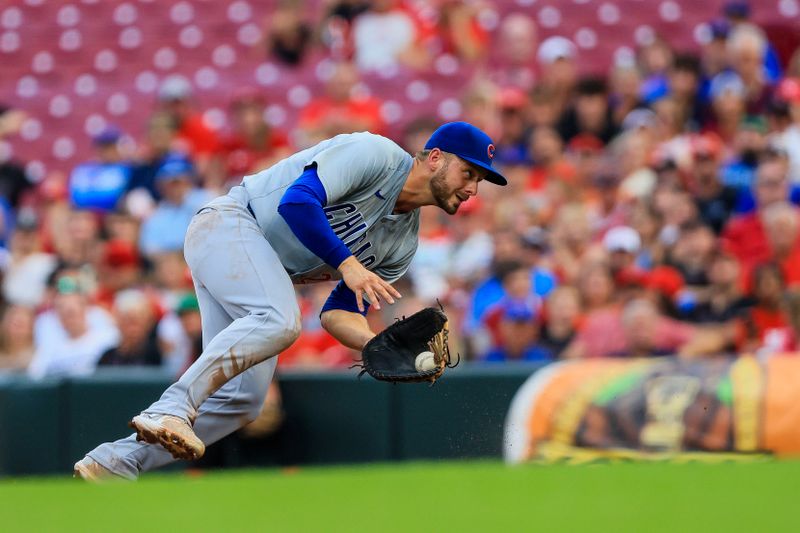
157,76,220,157
736,263,792,354
156,76,221,187
298,61,385,146
220,89,292,180
761,202,800,287
722,159,795,270
413,0,490,63
351,0,431,72
526,126,577,192
563,297,725,359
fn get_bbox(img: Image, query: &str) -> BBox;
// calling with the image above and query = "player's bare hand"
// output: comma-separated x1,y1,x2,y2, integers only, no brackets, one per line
338,256,401,312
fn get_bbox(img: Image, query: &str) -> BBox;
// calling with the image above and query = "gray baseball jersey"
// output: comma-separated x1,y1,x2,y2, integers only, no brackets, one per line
83,132,421,479
241,132,419,285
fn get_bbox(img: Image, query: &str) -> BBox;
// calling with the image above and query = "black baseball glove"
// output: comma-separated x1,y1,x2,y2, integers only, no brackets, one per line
357,307,456,384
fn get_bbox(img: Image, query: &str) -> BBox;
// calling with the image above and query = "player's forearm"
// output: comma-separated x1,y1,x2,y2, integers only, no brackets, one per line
320,309,376,351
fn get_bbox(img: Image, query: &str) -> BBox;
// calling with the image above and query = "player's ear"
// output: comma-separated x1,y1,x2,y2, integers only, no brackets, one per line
428,148,444,171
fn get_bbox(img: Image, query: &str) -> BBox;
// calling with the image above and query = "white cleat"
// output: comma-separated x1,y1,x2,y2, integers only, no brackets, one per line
129,413,205,461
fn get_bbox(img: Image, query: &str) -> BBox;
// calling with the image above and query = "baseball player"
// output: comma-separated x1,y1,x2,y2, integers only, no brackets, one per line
74,122,506,480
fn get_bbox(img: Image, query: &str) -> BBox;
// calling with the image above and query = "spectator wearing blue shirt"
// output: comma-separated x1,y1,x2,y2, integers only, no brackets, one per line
139,156,212,257
468,229,557,330
720,115,770,213
482,298,551,363
128,111,180,202
69,126,132,213
722,1,783,83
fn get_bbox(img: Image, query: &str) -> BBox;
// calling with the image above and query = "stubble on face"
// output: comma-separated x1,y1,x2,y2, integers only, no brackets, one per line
429,155,459,214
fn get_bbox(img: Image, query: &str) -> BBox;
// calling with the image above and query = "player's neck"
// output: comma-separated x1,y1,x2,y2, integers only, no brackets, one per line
393,161,433,214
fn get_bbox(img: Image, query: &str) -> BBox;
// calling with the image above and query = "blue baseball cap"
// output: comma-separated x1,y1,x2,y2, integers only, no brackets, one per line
156,155,195,182
424,122,507,186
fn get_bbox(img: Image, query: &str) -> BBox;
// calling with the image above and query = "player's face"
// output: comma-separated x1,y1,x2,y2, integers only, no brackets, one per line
429,155,484,215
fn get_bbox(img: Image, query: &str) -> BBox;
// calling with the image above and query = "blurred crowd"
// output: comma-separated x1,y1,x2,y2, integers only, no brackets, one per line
1,0,800,381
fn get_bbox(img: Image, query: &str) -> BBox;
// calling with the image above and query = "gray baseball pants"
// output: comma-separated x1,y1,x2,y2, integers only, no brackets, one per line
86,186,301,479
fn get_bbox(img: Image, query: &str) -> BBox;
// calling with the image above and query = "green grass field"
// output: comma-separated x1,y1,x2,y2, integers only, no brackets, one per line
1,460,797,532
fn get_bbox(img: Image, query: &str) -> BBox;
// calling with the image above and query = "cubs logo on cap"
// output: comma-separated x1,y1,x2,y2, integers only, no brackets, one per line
424,122,507,186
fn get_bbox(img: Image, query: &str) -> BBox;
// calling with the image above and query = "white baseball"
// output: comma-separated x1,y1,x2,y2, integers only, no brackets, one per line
414,350,437,372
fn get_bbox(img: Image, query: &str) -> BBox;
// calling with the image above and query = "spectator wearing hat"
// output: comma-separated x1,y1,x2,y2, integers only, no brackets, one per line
480,261,546,363
719,114,769,209
494,87,531,167
156,75,220,160
722,2,783,84
701,19,733,83
2,210,57,307
603,226,645,280
688,133,738,234
726,23,775,115
94,239,144,310
27,275,120,379
707,71,747,144
482,300,549,363
467,232,555,333
220,89,292,181
175,292,202,366
98,289,163,368
139,156,213,257
537,36,579,119
68,126,132,213
128,111,181,204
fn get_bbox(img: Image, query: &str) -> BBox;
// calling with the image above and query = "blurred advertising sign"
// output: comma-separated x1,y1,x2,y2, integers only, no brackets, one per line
504,355,800,463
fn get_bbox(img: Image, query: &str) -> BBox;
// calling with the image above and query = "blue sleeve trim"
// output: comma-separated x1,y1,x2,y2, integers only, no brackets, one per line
278,166,352,269
321,280,368,316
